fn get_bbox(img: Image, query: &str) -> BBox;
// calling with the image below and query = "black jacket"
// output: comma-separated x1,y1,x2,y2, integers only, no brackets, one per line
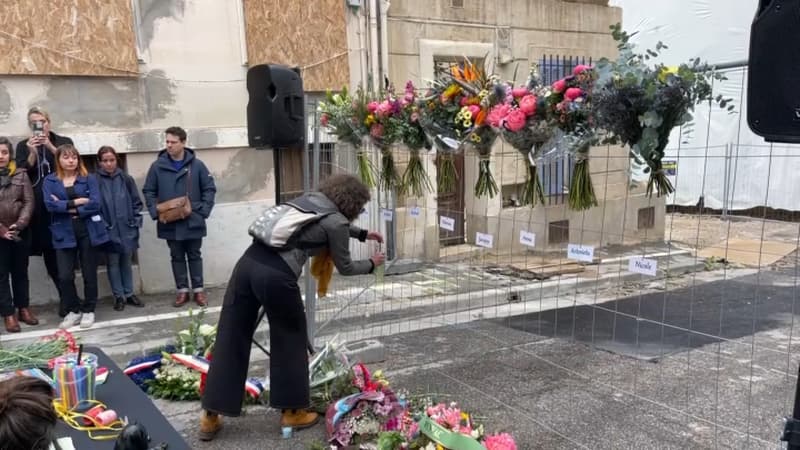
15,132,74,254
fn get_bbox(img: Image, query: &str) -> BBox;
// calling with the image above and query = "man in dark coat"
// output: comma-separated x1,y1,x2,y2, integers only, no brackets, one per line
14,107,73,315
142,127,216,307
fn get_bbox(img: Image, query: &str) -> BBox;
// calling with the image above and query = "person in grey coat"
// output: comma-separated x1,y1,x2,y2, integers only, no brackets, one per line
96,146,144,311
142,127,216,308
199,174,384,440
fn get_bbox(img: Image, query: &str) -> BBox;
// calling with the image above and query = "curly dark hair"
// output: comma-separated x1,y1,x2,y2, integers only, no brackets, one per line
318,174,370,221
0,376,57,450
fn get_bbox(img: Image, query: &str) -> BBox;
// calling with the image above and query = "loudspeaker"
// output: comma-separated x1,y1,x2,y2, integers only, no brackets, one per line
748,0,800,143
247,64,305,148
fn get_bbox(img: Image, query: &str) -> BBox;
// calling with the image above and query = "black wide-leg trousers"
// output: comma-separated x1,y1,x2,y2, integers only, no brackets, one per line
202,243,309,416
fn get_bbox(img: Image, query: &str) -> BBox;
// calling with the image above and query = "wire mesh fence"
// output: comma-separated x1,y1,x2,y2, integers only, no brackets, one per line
283,73,800,448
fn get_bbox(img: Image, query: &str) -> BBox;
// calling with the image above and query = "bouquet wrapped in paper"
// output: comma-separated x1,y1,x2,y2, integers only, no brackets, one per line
418,59,497,196
487,64,553,207
320,87,376,188
543,64,599,210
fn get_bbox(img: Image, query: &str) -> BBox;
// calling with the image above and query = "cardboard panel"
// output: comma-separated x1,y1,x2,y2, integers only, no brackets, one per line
0,0,137,77
243,0,349,91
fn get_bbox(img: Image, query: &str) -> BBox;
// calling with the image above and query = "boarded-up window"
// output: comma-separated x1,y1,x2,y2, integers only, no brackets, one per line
0,0,138,77
242,0,349,92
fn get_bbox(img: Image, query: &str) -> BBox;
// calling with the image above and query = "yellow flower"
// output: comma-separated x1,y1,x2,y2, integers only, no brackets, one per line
463,119,472,128
436,445,445,450
443,84,462,100
365,114,375,126
478,89,489,99
470,133,481,143
659,66,679,82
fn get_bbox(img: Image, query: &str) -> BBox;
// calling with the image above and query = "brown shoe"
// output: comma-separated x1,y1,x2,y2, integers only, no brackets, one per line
193,291,208,307
198,411,222,441
174,292,190,307
280,409,319,430
4,315,21,333
17,308,39,326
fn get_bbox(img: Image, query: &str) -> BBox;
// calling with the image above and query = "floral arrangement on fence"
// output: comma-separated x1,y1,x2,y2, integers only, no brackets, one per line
320,86,376,188
367,90,406,192
591,23,732,197
543,63,599,210
0,329,79,372
397,81,433,198
487,63,552,207
418,59,497,196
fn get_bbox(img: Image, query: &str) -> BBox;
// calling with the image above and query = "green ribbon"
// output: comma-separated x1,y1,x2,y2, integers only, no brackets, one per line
417,415,485,450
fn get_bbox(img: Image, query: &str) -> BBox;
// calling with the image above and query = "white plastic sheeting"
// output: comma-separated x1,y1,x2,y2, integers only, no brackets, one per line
609,0,800,211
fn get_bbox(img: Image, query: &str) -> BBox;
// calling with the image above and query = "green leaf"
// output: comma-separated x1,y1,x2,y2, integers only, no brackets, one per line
641,111,664,128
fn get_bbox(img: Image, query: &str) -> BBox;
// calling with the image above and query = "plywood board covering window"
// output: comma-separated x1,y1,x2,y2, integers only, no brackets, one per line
0,0,138,76
242,0,349,92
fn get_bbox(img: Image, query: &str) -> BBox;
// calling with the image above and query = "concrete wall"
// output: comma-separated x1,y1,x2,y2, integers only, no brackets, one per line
0,1,280,303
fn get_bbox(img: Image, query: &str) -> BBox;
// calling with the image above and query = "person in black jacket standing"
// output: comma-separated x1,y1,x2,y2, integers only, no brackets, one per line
15,107,73,315
142,127,216,308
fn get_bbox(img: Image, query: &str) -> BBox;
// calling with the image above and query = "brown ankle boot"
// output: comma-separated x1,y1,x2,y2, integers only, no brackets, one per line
199,411,222,441
4,315,20,333
17,308,39,326
280,409,319,430
174,292,190,307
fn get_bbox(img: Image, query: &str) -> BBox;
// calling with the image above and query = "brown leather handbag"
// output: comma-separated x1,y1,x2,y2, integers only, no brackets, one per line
156,168,192,224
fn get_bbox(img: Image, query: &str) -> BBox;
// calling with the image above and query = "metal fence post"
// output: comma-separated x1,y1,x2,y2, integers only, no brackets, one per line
303,97,318,345
722,143,730,219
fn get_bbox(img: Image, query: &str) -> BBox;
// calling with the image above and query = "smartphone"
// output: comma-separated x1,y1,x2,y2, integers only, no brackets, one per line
32,120,44,137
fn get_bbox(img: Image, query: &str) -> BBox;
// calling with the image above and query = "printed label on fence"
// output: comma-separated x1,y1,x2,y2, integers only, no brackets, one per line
663,160,677,176
440,216,455,232
567,244,594,262
476,232,494,249
381,208,394,221
410,206,421,218
519,231,536,248
628,257,658,276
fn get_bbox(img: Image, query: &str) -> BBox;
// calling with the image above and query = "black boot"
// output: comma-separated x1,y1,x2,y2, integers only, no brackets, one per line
113,296,125,311
126,295,145,308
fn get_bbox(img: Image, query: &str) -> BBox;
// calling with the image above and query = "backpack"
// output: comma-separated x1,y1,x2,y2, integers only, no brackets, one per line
248,194,337,250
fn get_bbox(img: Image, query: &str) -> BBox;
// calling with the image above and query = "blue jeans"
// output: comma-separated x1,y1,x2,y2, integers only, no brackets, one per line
106,250,134,298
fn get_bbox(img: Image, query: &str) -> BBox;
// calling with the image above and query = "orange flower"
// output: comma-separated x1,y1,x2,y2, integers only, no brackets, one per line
475,109,487,126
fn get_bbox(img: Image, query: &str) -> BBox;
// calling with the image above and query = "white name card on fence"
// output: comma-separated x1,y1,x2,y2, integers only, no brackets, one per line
440,216,455,232
381,208,394,221
476,232,494,249
410,206,421,218
519,231,536,248
629,257,658,276
567,244,594,263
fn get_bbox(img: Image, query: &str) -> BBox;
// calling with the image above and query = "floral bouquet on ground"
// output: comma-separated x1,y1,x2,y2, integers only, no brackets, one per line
320,86,375,188
591,24,732,197
325,363,406,448
544,64,598,210
310,340,359,413
386,400,516,450
418,59,496,195
397,81,433,198
487,64,552,207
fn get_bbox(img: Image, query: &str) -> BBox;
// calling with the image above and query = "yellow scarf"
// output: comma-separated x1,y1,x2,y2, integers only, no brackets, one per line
310,249,334,298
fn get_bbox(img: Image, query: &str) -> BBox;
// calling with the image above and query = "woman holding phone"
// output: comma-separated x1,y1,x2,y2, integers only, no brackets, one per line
15,107,74,314
0,137,36,333
43,144,109,329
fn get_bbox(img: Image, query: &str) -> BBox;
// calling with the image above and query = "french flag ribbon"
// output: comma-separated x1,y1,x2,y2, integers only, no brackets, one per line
123,355,162,376
170,354,264,398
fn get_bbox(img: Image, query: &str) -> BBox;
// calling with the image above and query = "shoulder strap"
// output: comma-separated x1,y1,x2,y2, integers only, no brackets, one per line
184,166,191,196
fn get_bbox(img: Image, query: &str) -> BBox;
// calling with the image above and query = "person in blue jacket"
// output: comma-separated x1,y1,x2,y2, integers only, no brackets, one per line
43,144,110,329
142,127,216,308
96,146,145,312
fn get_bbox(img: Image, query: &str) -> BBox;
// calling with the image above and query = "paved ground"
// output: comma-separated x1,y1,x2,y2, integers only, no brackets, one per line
2,228,798,449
